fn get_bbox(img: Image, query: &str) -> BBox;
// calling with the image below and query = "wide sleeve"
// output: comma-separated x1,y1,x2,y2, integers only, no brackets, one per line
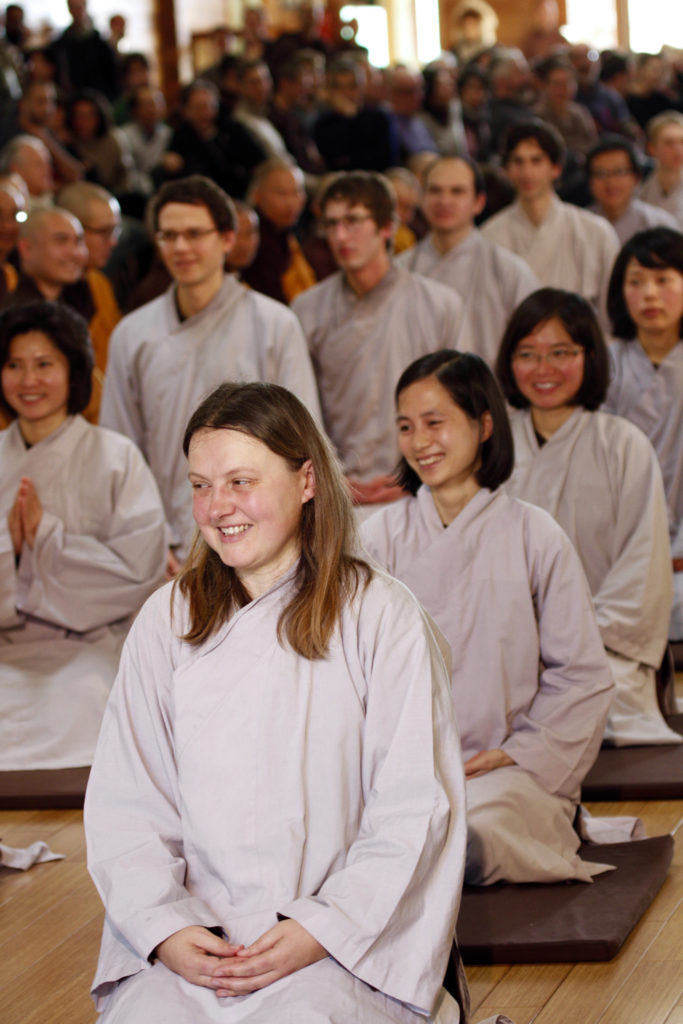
15,440,166,632
279,578,466,1016
84,588,222,1000
501,513,614,799
99,319,146,452
0,516,22,628
594,424,672,667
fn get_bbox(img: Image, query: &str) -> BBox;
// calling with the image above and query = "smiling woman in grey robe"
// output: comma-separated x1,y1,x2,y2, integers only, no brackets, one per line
0,301,166,771
361,350,614,886
604,228,683,641
497,288,678,747
85,381,467,1023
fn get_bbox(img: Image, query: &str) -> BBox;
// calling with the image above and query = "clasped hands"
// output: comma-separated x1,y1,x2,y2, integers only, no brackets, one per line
155,919,327,998
464,748,515,778
8,477,43,557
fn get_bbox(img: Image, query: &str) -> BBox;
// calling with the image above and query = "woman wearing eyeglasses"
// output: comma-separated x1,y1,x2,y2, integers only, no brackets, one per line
497,287,679,747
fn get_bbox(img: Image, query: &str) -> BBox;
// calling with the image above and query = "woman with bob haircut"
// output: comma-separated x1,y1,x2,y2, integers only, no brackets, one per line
361,350,613,885
84,380,468,1024
0,300,166,774
497,287,679,746
604,227,683,641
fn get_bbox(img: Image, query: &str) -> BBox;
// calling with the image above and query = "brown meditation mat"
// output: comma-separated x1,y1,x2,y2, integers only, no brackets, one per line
581,714,683,801
457,835,673,964
0,766,91,809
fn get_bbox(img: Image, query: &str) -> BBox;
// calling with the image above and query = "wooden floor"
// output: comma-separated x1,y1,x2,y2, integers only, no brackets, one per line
1,799,681,1024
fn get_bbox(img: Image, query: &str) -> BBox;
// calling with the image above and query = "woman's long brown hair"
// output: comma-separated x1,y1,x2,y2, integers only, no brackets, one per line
173,382,370,660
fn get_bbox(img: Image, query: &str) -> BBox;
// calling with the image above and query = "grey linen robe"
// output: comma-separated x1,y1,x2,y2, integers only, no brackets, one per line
588,197,679,245
0,416,166,770
481,194,620,329
361,486,613,884
604,338,683,639
100,275,322,557
84,571,466,1022
292,264,471,481
398,230,539,366
639,174,683,229
506,407,679,745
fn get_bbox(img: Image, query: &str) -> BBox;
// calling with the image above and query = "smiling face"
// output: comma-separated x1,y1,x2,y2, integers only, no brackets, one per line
511,317,585,411
623,257,683,338
2,330,70,434
397,376,487,495
156,202,234,291
188,428,315,598
20,211,87,290
505,139,561,203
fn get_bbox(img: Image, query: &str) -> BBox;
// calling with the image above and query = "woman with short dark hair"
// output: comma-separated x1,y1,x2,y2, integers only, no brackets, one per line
84,380,467,1023
498,288,679,746
361,350,614,885
0,300,166,773
605,227,683,641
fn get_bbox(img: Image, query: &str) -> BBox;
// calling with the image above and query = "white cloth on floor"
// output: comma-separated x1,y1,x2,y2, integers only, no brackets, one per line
0,840,64,870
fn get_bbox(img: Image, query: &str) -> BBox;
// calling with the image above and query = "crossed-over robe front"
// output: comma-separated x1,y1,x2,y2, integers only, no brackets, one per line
481,194,620,329
84,570,467,1023
588,197,679,245
100,276,322,557
603,338,683,640
292,264,471,481
506,407,678,746
0,415,166,770
398,230,539,367
639,173,683,229
361,486,614,884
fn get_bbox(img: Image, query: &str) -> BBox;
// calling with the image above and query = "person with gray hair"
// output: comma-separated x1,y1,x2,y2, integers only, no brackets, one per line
0,134,53,210
640,111,683,229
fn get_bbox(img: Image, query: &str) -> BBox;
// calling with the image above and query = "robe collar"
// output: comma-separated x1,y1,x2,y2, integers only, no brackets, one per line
416,482,498,535
164,274,246,335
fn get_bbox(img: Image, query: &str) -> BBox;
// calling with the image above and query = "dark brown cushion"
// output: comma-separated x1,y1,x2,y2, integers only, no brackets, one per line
581,714,683,801
458,836,673,964
0,767,90,809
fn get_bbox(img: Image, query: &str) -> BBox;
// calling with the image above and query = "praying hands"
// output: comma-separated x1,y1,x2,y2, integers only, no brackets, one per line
8,476,43,556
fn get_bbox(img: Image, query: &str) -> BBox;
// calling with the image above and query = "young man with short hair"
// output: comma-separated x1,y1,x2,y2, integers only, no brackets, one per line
482,119,620,328
587,135,678,244
100,175,321,565
292,170,470,507
640,111,683,229
400,155,538,366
